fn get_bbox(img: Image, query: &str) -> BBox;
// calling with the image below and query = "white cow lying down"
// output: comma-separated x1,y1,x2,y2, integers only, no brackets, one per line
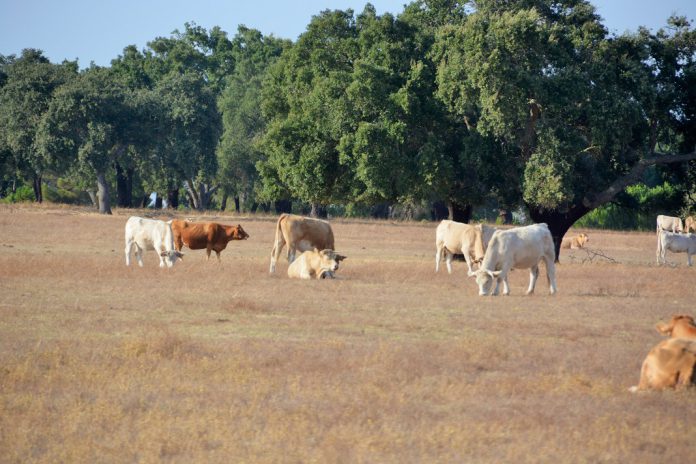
657,230,696,266
287,249,346,280
125,216,184,268
468,223,557,296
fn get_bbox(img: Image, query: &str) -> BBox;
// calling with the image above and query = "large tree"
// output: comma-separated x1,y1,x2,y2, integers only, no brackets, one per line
435,0,696,257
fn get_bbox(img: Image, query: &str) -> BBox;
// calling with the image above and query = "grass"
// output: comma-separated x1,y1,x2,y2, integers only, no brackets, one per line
1,203,695,462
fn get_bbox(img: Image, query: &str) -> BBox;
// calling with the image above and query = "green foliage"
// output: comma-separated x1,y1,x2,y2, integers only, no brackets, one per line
0,185,34,203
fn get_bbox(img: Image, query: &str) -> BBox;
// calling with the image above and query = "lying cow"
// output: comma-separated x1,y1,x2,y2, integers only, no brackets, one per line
435,220,495,274
270,214,334,273
629,338,696,392
287,249,346,280
655,314,696,340
124,216,183,268
685,216,696,233
468,223,557,296
560,232,589,249
656,230,696,266
656,214,683,234
171,219,249,262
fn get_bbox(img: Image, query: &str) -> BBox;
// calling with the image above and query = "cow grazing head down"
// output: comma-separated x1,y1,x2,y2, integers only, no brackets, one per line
159,250,184,268
229,224,249,241
655,314,696,339
468,269,502,296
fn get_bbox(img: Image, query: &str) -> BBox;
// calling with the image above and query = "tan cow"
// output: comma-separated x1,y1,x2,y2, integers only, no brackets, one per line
655,314,696,340
560,232,589,249
171,219,249,262
629,338,696,392
685,216,696,233
287,249,346,280
656,214,683,234
435,220,495,274
270,214,335,273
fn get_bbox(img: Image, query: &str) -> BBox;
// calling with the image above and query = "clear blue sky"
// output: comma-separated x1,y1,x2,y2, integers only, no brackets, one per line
1,0,695,68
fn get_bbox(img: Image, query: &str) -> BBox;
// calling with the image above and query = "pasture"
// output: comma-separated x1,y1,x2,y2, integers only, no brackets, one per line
0,204,694,462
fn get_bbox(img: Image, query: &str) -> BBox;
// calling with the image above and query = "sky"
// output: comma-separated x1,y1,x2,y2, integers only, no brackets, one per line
1,0,695,68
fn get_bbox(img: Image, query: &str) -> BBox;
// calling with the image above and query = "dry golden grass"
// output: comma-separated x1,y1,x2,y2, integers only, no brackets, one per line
1,203,695,463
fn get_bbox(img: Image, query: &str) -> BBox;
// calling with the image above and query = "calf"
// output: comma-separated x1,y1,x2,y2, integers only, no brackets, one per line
435,220,495,274
560,232,589,249
171,219,249,262
124,216,183,268
287,249,346,280
656,230,696,266
629,338,696,392
468,223,557,296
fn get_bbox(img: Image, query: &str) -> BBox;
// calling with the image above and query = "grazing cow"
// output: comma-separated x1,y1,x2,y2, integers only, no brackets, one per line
435,220,496,274
629,338,696,392
270,214,335,273
560,232,589,249
468,223,557,296
124,216,183,268
656,230,696,266
655,315,696,340
685,216,696,233
287,249,346,280
170,219,249,262
656,214,683,234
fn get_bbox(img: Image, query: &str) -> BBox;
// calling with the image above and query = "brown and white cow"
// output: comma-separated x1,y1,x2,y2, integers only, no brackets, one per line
560,232,589,249
170,219,249,262
685,216,696,233
287,249,346,280
656,214,683,234
124,216,183,268
435,220,495,274
269,214,335,273
655,315,696,340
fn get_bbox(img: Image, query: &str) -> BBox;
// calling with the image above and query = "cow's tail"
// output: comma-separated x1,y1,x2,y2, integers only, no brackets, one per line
270,214,287,273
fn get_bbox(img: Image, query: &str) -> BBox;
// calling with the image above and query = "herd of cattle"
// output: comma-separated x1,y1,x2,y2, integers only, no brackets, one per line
123,212,696,391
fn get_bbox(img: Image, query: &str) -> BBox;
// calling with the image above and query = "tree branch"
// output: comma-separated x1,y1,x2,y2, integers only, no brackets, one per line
582,151,696,210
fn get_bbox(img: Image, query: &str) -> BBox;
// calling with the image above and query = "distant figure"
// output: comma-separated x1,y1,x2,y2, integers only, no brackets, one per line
560,232,589,249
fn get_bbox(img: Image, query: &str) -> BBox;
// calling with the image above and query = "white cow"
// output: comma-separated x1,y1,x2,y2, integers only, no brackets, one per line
656,230,696,266
435,220,495,274
124,216,184,268
468,223,557,296
656,214,683,234
287,249,346,280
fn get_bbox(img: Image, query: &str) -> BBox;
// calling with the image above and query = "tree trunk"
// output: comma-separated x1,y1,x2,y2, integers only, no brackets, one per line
32,174,42,203
96,173,112,215
167,188,179,209
114,163,132,208
86,189,98,207
310,203,327,218
274,199,292,214
370,203,390,219
431,201,449,221
527,205,590,262
140,194,150,208
154,195,163,209
234,196,240,213
498,208,513,224
448,202,472,223
220,192,228,211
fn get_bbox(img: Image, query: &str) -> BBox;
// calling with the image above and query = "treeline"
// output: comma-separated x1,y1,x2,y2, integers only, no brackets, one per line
1,1,695,254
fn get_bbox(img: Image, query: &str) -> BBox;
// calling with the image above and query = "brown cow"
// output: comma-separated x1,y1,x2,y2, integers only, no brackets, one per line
269,214,334,273
170,219,249,261
685,216,696,233
560,232,589,249
655,314,696,340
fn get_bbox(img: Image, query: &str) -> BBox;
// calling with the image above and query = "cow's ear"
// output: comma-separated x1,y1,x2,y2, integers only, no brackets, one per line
336,254,346,261
655,322,671,335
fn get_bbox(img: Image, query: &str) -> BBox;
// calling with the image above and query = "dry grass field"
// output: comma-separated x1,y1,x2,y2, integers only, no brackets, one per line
1,203,694,463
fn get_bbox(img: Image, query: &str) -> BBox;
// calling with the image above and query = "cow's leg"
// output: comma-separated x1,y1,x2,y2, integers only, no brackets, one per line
134,245,144,267
288,245,297,264
546,259,557,295
687,252,693,267
206,246,212,261
435,244,443,272
125,239,133,266
269,239,285,273
526,265,539,295
501,275,511,296
676,364,694,389
462,250,473,274
156,247,166,268
215,250,221,262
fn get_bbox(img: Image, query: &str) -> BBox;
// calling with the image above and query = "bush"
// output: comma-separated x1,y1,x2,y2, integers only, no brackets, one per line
0,185,35,203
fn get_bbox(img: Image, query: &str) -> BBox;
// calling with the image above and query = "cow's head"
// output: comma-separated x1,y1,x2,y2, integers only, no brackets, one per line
317,249,346,276
578,233,589,246
229,224,250,241
656,314,696,337
468,269,502,296
160,250,184,267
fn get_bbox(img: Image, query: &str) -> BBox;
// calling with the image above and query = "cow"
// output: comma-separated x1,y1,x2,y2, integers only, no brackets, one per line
287,249,347,280
656,214,683,234
685,216,696,233
629,338,696,392
656,230,696,266
170,219,249,262
269,214,335,273
124,216,183,268
435,220,495,274
560,232,589,250
468,223,557,296
655,314,696,340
